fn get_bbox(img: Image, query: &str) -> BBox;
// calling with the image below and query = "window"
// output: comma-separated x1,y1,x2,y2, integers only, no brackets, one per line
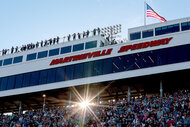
61,46,71,54
113,57,124,72
73,43,84,52
93,60,103,76
181,22,190,31
15,75,23,88
47,69,56,83
49,48,59,56
65,65,74,80
85,41,97,49
130,32,141,40
155,24,179,36
103,59,112,74
74,64,84,79
56,67,65,82
7,76,15,90
142,29,153,38
38,51,48,59
84,62,94,77
123,54,137,71
3,58,12,66
13,56,23,64
0,60,2,66
27,53,37,61
23,73,31,87
30,72,39,86
1,77,8,90
39,70,48,84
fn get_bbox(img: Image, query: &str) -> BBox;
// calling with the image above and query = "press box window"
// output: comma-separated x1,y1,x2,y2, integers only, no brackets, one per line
73,43,84,52
155,24,180,36
0,60,2,66
13,56,23,64
85,41,97,49
130,32,141,40
3,58,12,65
61,46,71,54
142,29,153,38
49,48,59,56
181,22,190,31
27,53,37,61
38,51,48,59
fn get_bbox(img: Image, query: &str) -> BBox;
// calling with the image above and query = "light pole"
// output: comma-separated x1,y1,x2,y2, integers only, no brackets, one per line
42,94,46,112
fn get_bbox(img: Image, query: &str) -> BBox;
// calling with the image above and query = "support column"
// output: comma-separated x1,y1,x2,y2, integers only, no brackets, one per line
19,101,22,115
128,86,131,102
160,80,163,98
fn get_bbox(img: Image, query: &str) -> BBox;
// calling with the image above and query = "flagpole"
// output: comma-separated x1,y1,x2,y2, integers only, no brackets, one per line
144,0,146,25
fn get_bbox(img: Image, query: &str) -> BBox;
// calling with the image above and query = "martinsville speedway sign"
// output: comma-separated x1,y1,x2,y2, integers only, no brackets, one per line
50,37,173,66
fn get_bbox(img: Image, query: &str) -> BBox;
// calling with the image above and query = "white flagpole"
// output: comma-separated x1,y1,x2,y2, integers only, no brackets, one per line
144,0,146,25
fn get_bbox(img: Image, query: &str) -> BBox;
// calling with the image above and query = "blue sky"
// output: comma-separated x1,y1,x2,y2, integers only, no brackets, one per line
0,0,190,50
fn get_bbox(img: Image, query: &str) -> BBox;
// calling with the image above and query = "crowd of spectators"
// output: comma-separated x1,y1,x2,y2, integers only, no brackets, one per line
0,28,103,56
0,89,189,127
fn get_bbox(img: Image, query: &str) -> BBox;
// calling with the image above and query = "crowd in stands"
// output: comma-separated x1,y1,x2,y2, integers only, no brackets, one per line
0,89,189,127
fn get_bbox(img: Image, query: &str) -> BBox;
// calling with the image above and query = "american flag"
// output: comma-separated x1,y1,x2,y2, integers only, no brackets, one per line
146,3,167,22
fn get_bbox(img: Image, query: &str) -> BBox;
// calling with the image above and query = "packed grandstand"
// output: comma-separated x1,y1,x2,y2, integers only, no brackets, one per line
0,89,189,126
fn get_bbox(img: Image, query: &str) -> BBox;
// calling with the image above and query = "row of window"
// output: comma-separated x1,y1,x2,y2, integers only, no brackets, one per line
130,21,190,40
0,56,23,66
0,44,190,91
0,41,97,66
27,41,97,61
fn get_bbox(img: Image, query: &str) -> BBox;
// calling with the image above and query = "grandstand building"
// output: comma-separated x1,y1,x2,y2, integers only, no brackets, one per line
0,17,190,113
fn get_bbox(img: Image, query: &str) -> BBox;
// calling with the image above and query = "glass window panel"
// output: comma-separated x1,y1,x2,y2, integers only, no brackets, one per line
142,29,153,38
47,69,56,83
30,72,39,86
13,56,23,64
156,49,168,66
15,75,23,88
135,52,147,69
167,47,178,64
84,62,94,77
61,46,71,54
27,53,37,61
181,22,190,31
130,32,141,40
74,63,84,79
49,48,59,56
0,60,2,66
56,67,65,82
0,78,1,91
38,51,48,59
73,43,84,52
65,65,74,81
173,24,180,32
177,45,190,62
103,59,112,74
1,77,8,90
93,60,103,76
123,54,137,71
39,70,48,84
23,73,31,87
7,76,15,90
113,57,124,73
3,58,12,65
155,27,162,36
85,41,97,49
